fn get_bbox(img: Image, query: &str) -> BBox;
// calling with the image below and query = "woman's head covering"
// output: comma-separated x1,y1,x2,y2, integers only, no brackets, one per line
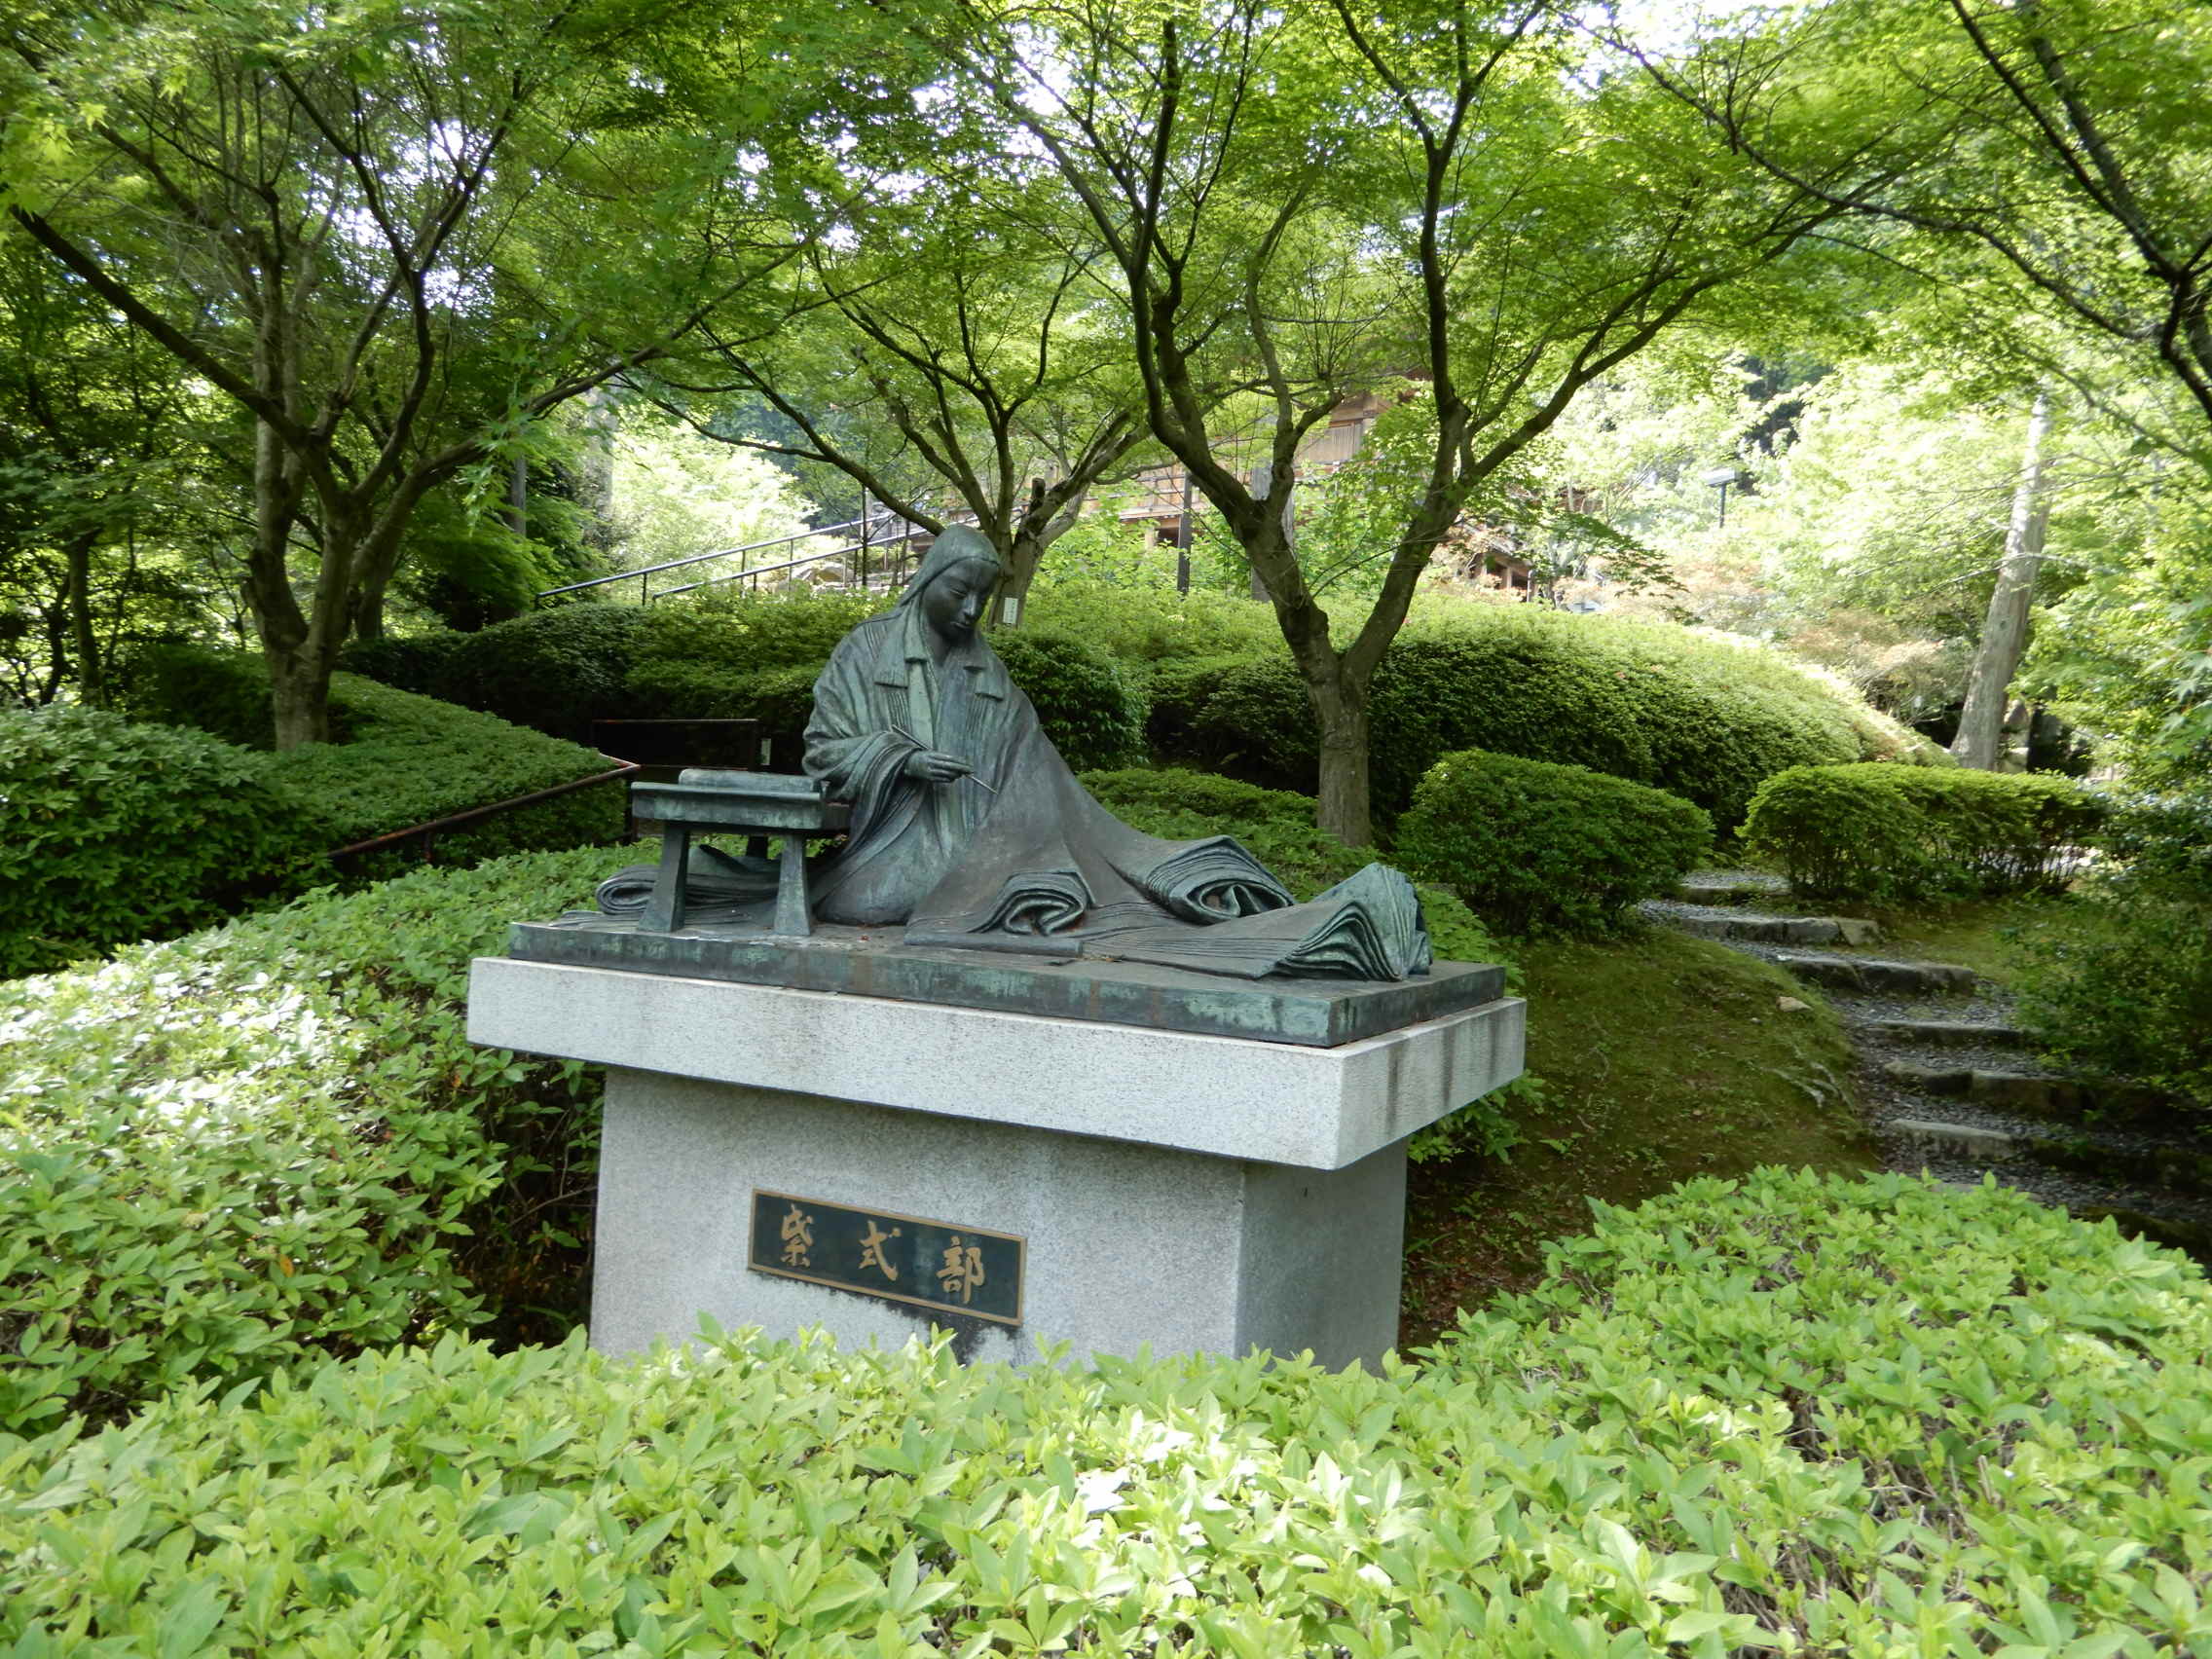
895,524,1003,609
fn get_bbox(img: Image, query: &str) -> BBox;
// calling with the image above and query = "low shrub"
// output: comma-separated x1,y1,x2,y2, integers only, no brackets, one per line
633,585,888,674
1743,763,2106,903
2014,793,2212,1120
991,630,1146,770
122,645,625,866
0,847,615,1431
272,676,624,864
1025,574,1285,663
5,1172,2205,1656
121,640,354,750
338,606,648,741
336,628,472,707
1144,608,1934,829
1394,749,1714,936
2095,791,2212,903
0,707,323,977
341,591,889,743
428,604,648,741
2016,891,2212,1121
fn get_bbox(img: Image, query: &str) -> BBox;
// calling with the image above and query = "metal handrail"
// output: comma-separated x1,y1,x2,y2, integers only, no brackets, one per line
651,536,913,600
536,509,928,601
535,505,979,606
328,756,643,864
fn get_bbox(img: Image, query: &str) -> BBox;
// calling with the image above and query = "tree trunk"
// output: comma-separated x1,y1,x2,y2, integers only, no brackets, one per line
1953,389,2053,769
998,533,1045,625
268,644,334,749
507,453,529,540
577,382,618,553
1310,675,1374,848
64,530,104,708
349,574,388,644
1248,460,1292,602
997,479,1090,627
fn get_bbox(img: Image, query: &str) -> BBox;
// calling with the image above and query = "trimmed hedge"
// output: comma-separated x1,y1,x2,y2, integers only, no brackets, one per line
1743,763,2106,903
993,630,1146,770
341,591,885,741
342,605,649,742
1025,573,1286,663
0,707,323,977
2015,794,2212,1121
343,595,1148,776
4,1172,2206,1656
125,645,626,865
1147,609,1940,830
1395,749,1714,936
340,588,1933,836
626,632,1141,777
272,677,623,861
0,847,616,1431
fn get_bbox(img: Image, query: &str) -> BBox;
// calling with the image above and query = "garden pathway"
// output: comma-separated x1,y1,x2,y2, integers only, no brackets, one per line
1643,876,2212,1254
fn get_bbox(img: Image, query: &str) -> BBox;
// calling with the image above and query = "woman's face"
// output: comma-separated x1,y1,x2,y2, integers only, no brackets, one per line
919,558,996,640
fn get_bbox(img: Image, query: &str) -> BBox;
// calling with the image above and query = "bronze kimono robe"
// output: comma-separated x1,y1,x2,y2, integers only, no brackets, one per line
800,602,1431,981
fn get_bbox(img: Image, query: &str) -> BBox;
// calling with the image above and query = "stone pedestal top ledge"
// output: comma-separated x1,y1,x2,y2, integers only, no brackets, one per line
468,956,1526,1171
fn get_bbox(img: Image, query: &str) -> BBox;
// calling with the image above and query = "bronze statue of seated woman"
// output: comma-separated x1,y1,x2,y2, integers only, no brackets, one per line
596,526,1430,982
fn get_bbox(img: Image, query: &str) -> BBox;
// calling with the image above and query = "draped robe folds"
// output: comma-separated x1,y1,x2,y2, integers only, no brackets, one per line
798,607,1432,981
593,571,1432,981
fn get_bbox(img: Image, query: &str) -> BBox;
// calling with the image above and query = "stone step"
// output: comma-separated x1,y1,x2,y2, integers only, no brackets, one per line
1675,877,1786,906
1879,1060,2178,1124
2034,1134,2212,1198
1889,1117,2026,1161
1775,953,1978,995
1881,1061,2081,1114
1669,912,1883,947
1860,1017,2029,1050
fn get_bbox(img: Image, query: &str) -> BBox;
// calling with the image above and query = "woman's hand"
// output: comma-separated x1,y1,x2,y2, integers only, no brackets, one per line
903,748,974,783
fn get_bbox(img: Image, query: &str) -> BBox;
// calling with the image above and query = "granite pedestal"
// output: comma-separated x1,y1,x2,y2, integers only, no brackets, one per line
467,955,1525,1370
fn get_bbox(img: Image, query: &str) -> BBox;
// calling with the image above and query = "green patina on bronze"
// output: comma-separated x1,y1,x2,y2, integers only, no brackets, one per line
508,919,1504,1047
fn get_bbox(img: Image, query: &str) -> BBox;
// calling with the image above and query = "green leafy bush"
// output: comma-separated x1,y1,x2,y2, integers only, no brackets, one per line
2014,793,2212,1120
991,630,1146,770
1145,608,1936,829
434,605,649,741
124,645,625,865
1395,749,1714,936
121,641,356,750
2094,792,2212,903
1026,574,1287,664
335,628,472,708
0,847,615,1430
338,606,648,741
2016,892,2212,1121
633,585,889,674
0,707,323,977
5,1172,2205,1656
270,676,624,863
1743,763,2106,903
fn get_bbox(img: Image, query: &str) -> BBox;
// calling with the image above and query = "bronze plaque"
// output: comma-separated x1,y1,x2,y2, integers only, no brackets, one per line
747,1190,1023,1326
